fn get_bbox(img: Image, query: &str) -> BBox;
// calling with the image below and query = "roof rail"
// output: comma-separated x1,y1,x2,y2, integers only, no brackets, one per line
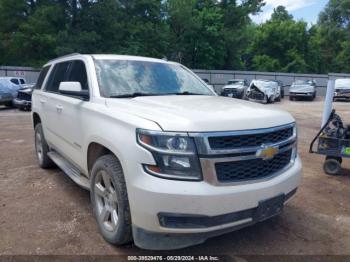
48,53,81,63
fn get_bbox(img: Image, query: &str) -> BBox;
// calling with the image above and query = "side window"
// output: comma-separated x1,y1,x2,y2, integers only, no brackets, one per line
35,66,51,90
20,79,25,84
45,62,70,92
10,79,19,85
67,60,88,90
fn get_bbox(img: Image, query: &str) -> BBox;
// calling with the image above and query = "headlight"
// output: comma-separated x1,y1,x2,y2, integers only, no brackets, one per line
137,129,202,181
293,124,298,160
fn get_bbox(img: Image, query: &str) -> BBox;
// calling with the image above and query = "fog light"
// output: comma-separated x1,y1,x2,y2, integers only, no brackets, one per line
163,155,191,169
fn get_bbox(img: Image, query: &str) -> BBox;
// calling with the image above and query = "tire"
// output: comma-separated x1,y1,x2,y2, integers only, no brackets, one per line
90,154,132,246
264,95,269,104
34,123,55,169
323,158,341,176
326,156,342,164
289,96,294,101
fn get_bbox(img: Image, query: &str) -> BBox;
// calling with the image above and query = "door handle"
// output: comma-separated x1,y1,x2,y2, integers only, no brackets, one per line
56,104,63,113
40,99,46,104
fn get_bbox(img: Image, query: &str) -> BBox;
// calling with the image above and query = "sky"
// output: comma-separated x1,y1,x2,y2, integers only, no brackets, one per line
251,0,329,25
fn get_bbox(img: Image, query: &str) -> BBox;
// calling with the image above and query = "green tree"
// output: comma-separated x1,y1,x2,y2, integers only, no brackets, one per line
317,0,350,73
247,6,314,73
271,6,293,21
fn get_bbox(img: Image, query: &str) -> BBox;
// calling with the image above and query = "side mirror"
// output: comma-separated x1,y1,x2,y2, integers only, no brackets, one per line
59,82,89,100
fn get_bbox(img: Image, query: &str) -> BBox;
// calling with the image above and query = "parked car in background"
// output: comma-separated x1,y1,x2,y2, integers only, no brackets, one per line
0,77,26,97
246,79,280,103
221,79,248,99
13,83,35,111
0,81,14,107
334,79,350,101
289,80,317,101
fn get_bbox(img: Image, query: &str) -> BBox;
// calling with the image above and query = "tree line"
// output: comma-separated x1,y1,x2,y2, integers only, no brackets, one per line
0,0,349,74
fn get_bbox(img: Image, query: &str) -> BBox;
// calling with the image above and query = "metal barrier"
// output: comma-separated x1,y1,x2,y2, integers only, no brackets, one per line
193,70,350,96
1,65,349,96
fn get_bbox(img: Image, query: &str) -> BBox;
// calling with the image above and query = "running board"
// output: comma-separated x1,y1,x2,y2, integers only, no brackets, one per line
48,151,90,190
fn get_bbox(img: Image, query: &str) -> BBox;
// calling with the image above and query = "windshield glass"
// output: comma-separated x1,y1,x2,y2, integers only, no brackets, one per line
228,80,244,85
294,80,311,85
252,80,277,89
94,59,213,97
335,79,350,89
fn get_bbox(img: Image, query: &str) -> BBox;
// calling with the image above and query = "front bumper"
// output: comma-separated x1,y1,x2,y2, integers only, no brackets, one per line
0,96,13,104
221,89,244,98
334,92,350,100
13,98,31,109
289,92,314,97
129,156,302,250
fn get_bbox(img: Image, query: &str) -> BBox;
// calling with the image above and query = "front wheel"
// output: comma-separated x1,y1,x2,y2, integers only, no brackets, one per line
90,154,132,246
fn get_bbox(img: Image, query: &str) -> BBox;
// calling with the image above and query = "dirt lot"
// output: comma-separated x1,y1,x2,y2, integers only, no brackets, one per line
0,97,350,256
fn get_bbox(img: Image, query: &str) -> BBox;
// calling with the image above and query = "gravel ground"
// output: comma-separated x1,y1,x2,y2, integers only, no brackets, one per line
0,97,350,256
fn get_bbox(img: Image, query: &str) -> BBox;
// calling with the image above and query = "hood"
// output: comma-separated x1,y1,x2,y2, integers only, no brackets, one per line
335,86,350,91
223,84,244,90
0,86,14,96
290,85,314,93
18,87,33,94
105,95,294,132
252,85,276,97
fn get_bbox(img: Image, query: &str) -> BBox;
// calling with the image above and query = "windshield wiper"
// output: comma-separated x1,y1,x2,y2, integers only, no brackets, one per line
109,92,168,98
110,91,206,98
173,91,206,95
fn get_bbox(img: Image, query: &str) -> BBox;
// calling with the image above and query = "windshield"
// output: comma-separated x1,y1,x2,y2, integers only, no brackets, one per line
294,80,312,85
335,79,350,89
252,80,277,89
228,80,244,85
94,59,213,97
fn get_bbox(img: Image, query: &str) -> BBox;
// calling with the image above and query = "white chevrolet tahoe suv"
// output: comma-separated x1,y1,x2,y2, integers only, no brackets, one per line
32,54,302,250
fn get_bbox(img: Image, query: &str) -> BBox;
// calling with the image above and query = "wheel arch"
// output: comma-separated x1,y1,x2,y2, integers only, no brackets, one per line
87,141,123,175
32,112,41,129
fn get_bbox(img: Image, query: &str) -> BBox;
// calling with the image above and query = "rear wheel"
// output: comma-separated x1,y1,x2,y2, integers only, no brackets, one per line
90,154,132,246
289,96,294,101
34,123,55,169
323,157,341,176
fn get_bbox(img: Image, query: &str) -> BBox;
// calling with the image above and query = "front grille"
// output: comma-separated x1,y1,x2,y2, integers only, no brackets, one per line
17,92,31,101
208,126,293,150
248,90,265,100
222,89,240,97
215,149,292,183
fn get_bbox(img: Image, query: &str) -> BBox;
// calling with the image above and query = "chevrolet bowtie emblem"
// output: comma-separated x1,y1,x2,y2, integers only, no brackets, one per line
256,145,279,160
